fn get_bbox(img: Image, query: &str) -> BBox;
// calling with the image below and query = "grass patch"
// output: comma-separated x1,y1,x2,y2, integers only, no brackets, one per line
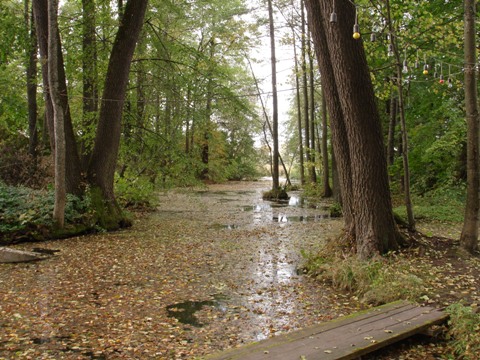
393,188,465,223
301,245,427,306
446,303,480,360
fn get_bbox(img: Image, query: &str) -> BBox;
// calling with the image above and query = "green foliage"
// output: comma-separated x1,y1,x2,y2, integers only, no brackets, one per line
0,181,91,240
115,174,157,208
301,247,426,305
446,303,480,359
394,187,465,223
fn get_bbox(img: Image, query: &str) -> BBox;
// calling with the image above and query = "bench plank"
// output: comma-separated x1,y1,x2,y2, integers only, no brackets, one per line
206,301,448,360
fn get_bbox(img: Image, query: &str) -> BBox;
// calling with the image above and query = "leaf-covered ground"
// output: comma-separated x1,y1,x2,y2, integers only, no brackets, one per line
0,181,478,359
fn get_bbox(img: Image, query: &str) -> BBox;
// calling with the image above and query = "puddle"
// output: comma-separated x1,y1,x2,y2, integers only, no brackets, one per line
273,214,330,223
166,294,228,327
209,224,238,230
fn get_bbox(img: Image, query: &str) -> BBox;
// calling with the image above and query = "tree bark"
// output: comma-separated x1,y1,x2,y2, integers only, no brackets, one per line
81,0,98,169
308,29,317,184
267,0,280,191
47,0,66,228
32,0,83,195
25,0,38,158
460,0,479,253
301,1,312,183
88,0,148,207
387,96,397,167
292,17,305,185
321,86,332,197
305,0,400,258
304,0,354,237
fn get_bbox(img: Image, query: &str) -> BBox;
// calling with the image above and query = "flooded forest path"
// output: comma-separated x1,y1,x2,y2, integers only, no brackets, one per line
0,181,361,359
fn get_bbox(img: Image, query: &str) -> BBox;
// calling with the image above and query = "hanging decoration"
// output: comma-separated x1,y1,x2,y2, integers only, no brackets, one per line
423,55,429,75
402,50,408,73
331,0,466,88
353,6,361,39
330,0,337,23
439,63,444,84
388,43,394,57
448,65,453,87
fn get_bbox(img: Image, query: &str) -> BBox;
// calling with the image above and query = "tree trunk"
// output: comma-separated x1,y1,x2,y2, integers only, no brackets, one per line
308,29,317,184
87,0,148,226
321,87,332,197
267,0,280,191
387,96,397,167
304,0,355,238
201,39,215,180
292,20,305,185
47,0,66,228
32,0,83,195
385,0,415,231
460,0,480,253
25,0,38,158
305,0,400,258
301,1,312,183
81,0,98,169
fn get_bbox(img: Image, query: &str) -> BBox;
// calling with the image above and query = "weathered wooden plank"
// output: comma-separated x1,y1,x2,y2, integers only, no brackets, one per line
206,301,448,360
0,247,48,263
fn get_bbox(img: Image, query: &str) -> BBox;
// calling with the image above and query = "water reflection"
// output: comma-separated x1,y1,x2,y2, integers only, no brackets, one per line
166,294,228,327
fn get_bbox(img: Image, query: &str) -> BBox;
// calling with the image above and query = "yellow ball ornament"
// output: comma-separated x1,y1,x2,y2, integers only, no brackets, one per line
353,32,361,40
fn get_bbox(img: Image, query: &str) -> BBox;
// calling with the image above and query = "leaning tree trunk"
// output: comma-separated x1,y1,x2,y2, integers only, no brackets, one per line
32,0,83,196
87,0,148,228
304,0,355,238
460,0,479,253
47,0,66,228
305,0,401,258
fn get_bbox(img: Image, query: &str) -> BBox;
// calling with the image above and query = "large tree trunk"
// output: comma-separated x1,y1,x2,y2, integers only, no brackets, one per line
460,0,479,253
304,0,355,238
47,0,66,228
87,0,148,226
25,1,38,158
267,0,280,191
81,0,98,169
32,0,83,196
305,0,400,258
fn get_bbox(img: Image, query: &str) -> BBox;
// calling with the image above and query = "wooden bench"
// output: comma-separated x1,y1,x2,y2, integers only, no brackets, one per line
205,300,448,360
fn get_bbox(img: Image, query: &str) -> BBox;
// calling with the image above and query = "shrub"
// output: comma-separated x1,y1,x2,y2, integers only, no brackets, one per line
0,181,92,242
446,303,480,360
301,246,427,305
115,175,157,208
